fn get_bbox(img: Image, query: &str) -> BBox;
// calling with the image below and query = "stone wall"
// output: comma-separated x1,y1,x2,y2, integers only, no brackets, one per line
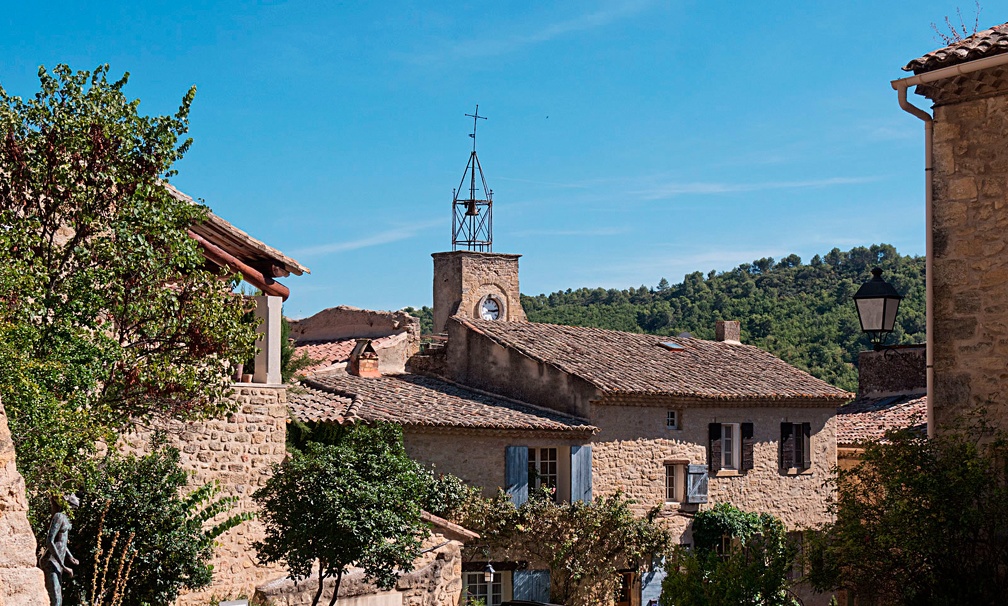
404,429,588,501
930,88,1008,432
432,252,526,334
119,385,288,604
591,403,837,535
857,346,927,398
254,528,466,606
289,306,420,344
0,400,49,606
445,319,598,418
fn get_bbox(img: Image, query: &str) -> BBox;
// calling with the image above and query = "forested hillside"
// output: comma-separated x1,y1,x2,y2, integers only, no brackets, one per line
405,244,925,392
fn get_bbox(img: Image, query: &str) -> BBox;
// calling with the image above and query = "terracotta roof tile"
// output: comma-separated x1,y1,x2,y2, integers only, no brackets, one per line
294,334,401,374
288,370,597,434
459,319,852,403
904,23,1008,73
836,395,927,445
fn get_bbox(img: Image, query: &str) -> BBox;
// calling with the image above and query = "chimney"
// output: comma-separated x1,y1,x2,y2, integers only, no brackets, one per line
348,339,381,378
715,320,741,344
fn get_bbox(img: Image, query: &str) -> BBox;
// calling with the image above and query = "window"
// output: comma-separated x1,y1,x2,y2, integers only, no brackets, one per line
464,571,503,606
666,410,679,430
780,422,812,471
664,463,684,502
528,447,558,499
708,423,754,473
722,423,740,469
787,531,805,581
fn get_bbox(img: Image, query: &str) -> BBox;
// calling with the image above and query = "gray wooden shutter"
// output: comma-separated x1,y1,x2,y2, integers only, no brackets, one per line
570,444,593,503
741,423,754,472
708,423,722,473
513,569,550,602
801,422,812,470
506,445,529,506
686,464,709,504
780,423,795,469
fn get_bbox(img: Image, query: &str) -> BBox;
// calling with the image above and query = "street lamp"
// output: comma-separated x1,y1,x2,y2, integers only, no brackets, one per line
853,267,903,350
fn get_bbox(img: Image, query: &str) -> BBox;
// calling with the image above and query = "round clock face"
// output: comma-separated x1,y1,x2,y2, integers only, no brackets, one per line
480,296,501,320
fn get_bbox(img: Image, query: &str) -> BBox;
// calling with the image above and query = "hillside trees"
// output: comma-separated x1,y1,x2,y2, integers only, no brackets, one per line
519,244,924,391
0,65,256,509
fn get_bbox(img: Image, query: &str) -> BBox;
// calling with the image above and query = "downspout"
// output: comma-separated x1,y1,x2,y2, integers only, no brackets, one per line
890,52,1008,437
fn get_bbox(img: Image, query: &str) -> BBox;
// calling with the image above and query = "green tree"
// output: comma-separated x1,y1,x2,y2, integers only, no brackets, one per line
66,440,249,606
253,422,429,606
0,65,256,506
521,243,926,392
806,423,1008,605
462,488,672,606
660,503,799,606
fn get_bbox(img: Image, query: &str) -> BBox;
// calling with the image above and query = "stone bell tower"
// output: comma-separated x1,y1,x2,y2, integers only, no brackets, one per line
432,106,526,333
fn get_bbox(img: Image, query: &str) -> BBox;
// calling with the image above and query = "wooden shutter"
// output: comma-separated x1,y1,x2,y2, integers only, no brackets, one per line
741,423,754,472
506,445,529,506
708,423,722,473
570,444,593,503
801,423,812,470
686,464,709,504
780,423,795,469
513,569,550,602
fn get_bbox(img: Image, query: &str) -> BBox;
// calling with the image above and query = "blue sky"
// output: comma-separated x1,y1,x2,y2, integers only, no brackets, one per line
2,1,995,317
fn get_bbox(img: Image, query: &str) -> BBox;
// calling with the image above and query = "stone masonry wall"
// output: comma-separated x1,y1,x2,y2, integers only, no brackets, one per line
931,91,1008,432
432,252,526,334
119,385,288,604
0,400,49,606
445,319,598,419
404,429,588,501
591,403,837,540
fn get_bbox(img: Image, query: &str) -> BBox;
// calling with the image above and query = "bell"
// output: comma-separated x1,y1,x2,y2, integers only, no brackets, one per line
466,200,479,216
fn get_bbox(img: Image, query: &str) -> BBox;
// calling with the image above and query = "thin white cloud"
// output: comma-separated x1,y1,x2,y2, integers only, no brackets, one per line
408,1,655,63
292,219,442,257
512,226,630,237
634,176,881,201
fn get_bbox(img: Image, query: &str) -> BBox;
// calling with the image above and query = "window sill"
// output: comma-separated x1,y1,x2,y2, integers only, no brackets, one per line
714,470,742,478
780,467,814,476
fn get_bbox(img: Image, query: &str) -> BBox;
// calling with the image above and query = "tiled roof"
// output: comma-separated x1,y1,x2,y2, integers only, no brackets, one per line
904,23,1008,73
294,334,401,374
288,370,597,434
836,394,927,445
459,319,852,403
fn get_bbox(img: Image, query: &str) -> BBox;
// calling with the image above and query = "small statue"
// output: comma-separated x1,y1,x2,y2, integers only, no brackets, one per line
42,494,80,606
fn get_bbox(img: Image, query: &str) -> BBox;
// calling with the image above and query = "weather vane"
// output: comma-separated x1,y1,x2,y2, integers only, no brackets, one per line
452,104,493,252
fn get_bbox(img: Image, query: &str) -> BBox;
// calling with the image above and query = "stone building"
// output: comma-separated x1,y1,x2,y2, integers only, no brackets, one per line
836,346,927,470
289,249,852,606
894,23,1008,434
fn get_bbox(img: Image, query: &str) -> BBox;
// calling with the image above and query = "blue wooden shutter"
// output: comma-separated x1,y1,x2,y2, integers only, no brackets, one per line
506,446,529,506
571,444,593,502
513,569,550,602
640,558,667,605
686,464,708,504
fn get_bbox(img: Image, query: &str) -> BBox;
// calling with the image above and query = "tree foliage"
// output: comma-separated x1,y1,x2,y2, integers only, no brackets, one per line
0,65,256,503
65,440,249,606
661,503,798,606
253,422,430,606
516,244,924,392
807,423,1008,605
461,488,673,606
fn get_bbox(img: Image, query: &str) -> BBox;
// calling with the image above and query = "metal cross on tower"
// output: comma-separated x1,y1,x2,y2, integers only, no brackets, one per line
452,104,493,252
